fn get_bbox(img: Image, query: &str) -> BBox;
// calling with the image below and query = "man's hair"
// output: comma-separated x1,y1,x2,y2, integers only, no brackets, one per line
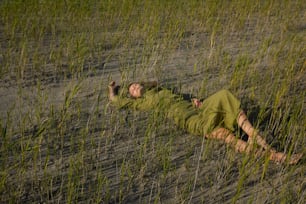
127,82,136,90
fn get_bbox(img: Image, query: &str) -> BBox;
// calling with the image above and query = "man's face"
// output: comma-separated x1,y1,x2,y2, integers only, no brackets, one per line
129,83,144,98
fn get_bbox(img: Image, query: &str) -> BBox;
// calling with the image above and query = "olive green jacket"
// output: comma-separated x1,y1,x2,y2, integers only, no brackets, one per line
111,89,241,135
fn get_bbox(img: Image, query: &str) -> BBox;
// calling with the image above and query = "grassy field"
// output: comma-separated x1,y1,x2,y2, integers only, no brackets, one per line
0,0,305,203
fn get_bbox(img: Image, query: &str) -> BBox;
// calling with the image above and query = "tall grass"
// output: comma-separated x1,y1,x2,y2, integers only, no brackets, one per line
0,0,305,203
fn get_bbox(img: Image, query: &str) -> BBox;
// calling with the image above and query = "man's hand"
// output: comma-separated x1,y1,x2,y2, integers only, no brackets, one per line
108,81,118,101
192,98,202,108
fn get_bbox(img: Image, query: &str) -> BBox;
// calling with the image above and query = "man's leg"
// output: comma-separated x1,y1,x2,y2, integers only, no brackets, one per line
206,128,302,164
206,128,249,153
237,111,271,150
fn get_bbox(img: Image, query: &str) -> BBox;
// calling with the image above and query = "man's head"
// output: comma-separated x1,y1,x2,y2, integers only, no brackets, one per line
128,83,144,98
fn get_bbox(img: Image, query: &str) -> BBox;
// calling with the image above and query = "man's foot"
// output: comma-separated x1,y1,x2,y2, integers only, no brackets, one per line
269,152,286,163
289,153,303,165
270,152,303,165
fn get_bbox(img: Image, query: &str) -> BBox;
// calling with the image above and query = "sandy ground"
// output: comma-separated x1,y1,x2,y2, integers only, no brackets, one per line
0,21,305,203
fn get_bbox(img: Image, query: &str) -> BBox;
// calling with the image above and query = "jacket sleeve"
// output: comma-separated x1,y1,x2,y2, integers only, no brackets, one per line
110,89,171,111
111,96,133,109
111,96,146,110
